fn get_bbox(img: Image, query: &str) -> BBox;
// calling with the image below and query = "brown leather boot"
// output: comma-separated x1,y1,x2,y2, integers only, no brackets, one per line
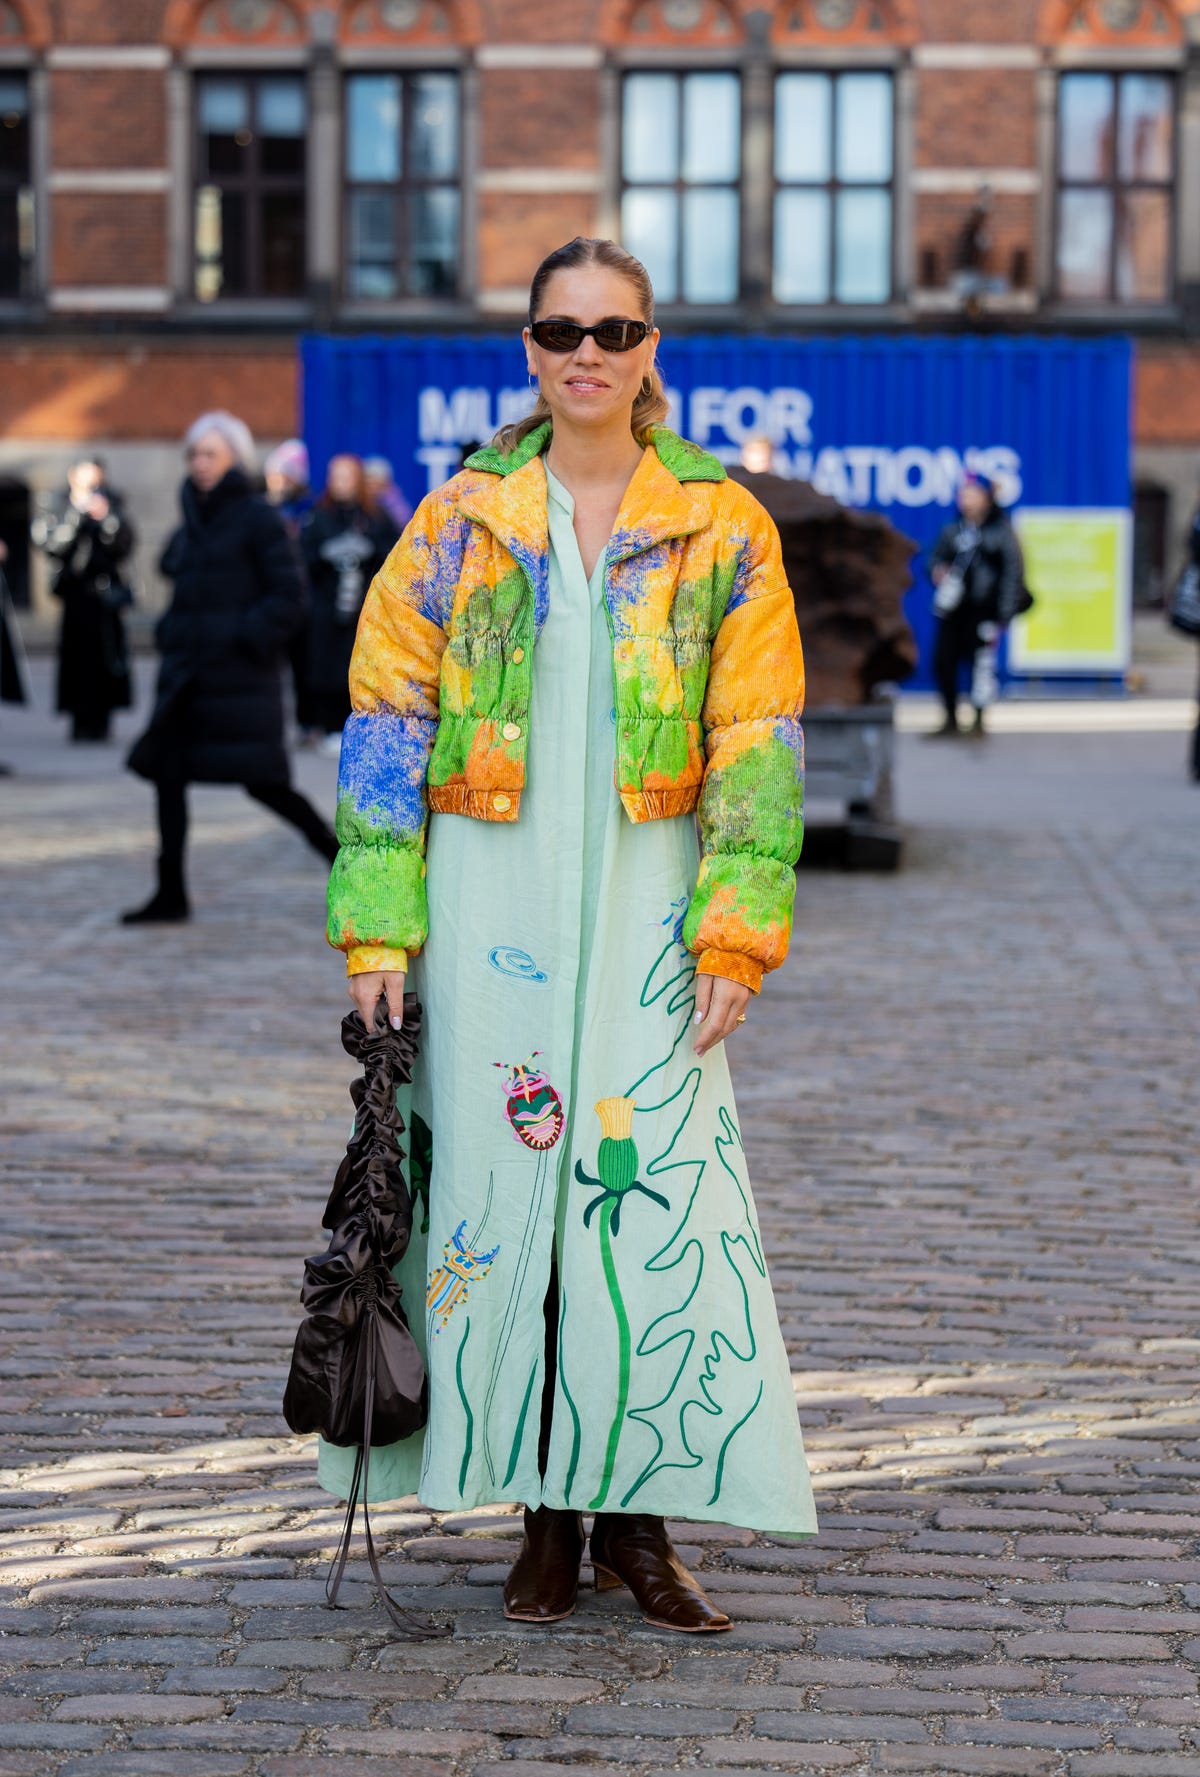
503,1505,586,1623
589,1513,732,1632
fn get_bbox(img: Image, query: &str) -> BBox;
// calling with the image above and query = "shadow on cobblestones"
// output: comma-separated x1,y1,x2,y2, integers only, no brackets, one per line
2,693,1199,1777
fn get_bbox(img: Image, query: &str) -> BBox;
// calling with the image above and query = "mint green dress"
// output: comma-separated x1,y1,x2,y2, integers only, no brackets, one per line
319,466,816,1535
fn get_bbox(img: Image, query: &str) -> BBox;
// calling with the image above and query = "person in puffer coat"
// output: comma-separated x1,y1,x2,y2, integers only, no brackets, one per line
318,237,817,1638
123,411,337,925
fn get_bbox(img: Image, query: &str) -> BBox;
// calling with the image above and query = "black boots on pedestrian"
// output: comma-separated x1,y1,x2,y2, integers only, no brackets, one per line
121,858,189,925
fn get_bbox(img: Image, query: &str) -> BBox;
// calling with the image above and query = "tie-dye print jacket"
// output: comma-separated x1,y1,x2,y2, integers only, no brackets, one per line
327,424,805,994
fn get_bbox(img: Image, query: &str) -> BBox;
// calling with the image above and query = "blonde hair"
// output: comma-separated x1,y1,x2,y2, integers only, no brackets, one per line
493,236,669,453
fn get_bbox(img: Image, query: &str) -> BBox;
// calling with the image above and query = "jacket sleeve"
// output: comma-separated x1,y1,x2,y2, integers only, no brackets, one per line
994,520,1025,626
33,505,83,571
682,498,805,994
325,490,454,977
929,522,957,572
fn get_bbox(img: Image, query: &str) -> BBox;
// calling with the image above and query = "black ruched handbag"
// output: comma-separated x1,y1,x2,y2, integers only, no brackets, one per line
283,996,449,1638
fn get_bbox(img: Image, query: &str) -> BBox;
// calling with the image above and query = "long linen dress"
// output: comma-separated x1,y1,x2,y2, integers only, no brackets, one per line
319,466,816,1536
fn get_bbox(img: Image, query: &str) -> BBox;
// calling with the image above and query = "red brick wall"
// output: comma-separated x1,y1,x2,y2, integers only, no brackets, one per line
480,70,599,170
478,0,597,38
51,195,167,287
915,70,1038,170
0,347,297,441
1135,350,1200,447
916,194,1036,289
914,0,1041,39
47,0,167,43
479,194,599,287
50,71,166,170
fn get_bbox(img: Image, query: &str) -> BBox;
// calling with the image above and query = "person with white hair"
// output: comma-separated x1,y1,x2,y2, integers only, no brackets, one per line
122,411,337,923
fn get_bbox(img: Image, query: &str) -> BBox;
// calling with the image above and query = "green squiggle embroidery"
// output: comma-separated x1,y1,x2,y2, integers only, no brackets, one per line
503,1360,540,1489
559,1281,582,1499
588,1194,633,1510
707,1378,763,1506
455,1317,473,1496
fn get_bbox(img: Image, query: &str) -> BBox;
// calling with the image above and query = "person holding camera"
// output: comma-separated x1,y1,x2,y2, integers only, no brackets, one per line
33,456,135,743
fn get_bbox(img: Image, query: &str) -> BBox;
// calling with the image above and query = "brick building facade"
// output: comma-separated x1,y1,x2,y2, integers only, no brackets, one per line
1,0,1198,619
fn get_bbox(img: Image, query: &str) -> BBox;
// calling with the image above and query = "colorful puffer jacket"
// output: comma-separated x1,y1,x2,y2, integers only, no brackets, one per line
327,423,805,993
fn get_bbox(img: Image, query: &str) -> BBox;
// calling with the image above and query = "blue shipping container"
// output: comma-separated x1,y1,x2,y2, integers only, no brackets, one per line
301,332,1133,690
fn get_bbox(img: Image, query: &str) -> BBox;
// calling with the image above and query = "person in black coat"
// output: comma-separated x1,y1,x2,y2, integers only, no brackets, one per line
123,411,338,926
928,472,1025,738
1184,497,1200,784
300,455,395,752
33,457,134,742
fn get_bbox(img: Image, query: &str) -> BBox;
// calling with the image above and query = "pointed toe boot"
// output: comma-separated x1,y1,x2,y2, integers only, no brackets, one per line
590,1512,732,1633
503,1505,586,1624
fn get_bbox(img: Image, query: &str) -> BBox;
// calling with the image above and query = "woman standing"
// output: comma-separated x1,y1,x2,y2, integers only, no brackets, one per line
123,412,337,925
301,455,394,754
928,471,1024,738
322,239,816,1631
33,457,134,743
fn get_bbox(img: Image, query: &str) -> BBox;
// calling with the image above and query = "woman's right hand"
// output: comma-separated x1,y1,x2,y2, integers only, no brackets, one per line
349,969,407,1031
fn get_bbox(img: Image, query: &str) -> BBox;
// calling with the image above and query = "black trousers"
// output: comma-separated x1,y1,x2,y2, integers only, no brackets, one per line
155,771,337,895
933,611,986,721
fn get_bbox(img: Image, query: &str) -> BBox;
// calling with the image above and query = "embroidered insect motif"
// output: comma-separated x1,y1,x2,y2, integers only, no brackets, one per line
426,1219,500,1334
494,1053,564,1151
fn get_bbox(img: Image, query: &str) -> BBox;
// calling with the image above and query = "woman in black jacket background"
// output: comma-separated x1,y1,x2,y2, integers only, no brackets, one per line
928,472,1025,738
300,455,395,753
123,411,337,925
33,457,135,743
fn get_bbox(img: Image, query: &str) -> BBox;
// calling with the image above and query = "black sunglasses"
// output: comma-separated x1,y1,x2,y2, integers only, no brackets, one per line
529,318,650,354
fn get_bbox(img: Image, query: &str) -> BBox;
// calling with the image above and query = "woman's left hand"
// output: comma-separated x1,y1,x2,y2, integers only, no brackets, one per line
693,974,752,1057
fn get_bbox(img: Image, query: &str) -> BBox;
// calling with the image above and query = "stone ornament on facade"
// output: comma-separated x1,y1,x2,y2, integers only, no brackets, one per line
1041,0,1185,41
343,0,457,39
611,0,742,45
0,0,51,44
813,0,862,26
198,0,301,37
164,0,477,45
772,0,915,42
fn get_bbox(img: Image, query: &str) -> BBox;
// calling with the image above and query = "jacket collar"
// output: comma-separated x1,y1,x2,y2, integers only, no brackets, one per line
458,425,726,602
182,467,252,531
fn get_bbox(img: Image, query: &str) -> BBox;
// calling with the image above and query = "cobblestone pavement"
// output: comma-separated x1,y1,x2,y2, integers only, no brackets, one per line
2,674,1199,1777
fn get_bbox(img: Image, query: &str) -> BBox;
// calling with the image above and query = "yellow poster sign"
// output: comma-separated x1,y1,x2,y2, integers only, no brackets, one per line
1009,508,1131,673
